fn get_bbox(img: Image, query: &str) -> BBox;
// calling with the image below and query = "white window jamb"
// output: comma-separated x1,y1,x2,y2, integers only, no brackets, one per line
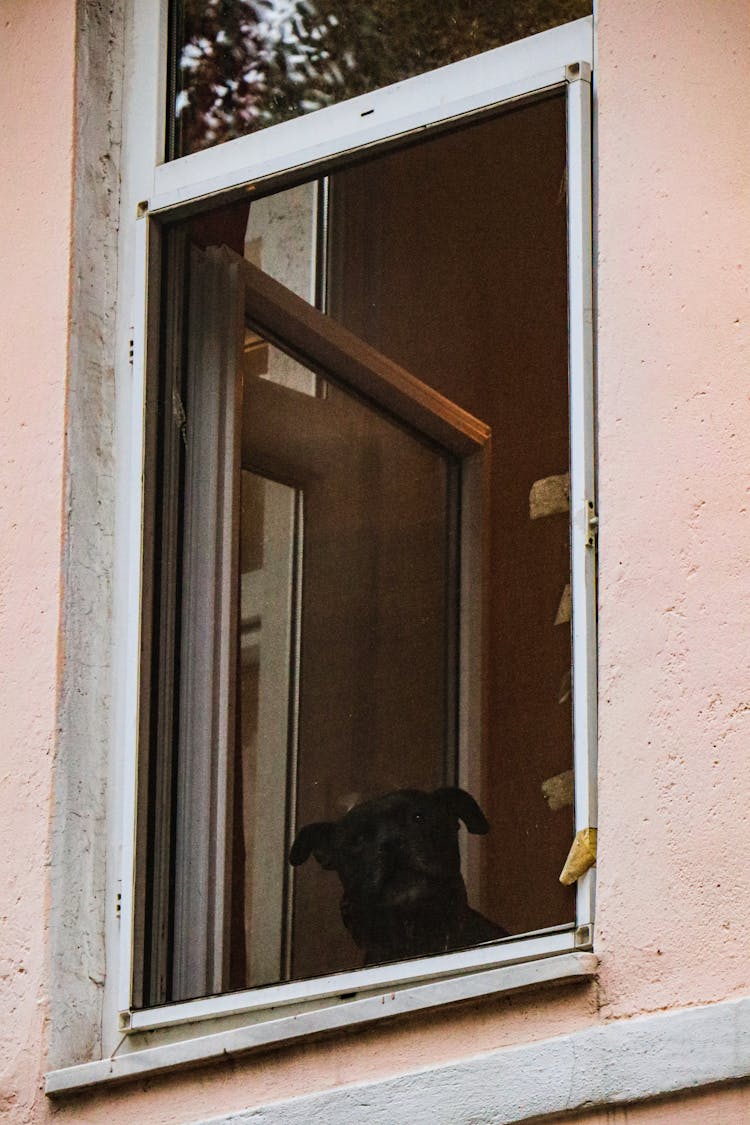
566,62,598,936
110,0,170,1030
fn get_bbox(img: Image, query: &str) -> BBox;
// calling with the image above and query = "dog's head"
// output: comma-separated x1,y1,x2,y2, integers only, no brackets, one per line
289,786,489,915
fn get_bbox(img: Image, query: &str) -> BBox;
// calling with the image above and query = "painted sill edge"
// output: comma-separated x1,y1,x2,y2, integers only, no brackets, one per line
125,926,583,1034
45,951,597,1097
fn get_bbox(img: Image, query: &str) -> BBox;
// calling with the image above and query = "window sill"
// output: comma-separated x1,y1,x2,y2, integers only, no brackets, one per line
46,950,597,1097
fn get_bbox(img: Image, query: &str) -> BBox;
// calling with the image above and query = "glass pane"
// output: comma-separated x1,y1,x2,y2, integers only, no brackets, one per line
140,88,576,1009
143,203,467,998
169,0,592,157
238,341,461,982
328,93,575,936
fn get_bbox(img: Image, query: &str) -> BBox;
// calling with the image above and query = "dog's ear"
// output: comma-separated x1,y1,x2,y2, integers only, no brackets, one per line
432,787,490,834
289,821,338,869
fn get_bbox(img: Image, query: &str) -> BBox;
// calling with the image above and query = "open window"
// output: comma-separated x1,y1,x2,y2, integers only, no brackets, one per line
115,9,595,1042
140,232,490,1003
131,69,595,1022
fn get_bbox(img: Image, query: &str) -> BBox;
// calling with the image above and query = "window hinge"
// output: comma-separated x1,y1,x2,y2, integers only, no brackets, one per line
115,891,122,919
128,336,135,367
586,500,599,549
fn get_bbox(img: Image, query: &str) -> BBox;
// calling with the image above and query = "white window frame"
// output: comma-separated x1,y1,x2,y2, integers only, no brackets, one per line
106,1,595,1068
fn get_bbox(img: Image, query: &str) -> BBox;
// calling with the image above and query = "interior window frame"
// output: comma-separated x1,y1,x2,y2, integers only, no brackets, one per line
114,2,596,1041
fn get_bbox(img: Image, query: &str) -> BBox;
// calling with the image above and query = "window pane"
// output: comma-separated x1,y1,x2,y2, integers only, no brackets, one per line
232,468,301,989
328,93,575,936
139,88,576,1009
237,338,463,985
168,0,592,157
142,227,463,997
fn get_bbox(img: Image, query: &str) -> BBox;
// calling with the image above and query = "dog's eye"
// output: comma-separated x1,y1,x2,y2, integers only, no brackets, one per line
412,812,424,824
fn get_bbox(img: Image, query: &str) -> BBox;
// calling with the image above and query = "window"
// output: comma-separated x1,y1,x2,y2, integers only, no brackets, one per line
168,0,593,156
116,6,595,1041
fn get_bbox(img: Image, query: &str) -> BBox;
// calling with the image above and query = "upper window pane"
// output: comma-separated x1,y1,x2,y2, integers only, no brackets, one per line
168,0,592,157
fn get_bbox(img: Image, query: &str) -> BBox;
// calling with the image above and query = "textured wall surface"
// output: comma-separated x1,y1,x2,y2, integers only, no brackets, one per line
556,1083,750,1125
1,0,750,1122
0,0,76,1121
594,0,750,1019
48,0,123,1072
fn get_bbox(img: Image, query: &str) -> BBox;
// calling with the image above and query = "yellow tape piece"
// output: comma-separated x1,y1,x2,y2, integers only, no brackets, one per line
559,827,597,886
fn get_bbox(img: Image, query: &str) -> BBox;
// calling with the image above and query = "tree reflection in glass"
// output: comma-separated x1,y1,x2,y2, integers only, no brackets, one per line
170,0,592,156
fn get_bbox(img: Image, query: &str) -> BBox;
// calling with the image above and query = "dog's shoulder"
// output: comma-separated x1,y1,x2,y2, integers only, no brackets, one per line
459,906,509,944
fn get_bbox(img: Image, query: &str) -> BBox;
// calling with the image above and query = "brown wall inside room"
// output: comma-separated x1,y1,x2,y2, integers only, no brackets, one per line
328,92,575,935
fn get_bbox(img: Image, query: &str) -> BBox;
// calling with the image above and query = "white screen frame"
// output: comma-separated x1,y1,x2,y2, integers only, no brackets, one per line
112,3,596,1047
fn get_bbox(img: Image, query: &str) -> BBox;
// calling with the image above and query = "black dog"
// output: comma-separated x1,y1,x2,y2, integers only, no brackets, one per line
289,787,507,965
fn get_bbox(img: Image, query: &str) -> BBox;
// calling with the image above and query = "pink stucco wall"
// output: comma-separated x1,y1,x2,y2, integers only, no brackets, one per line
0,0,76,1119
560,1082,750,1124
595,0,750,1022
1,0,749,1122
